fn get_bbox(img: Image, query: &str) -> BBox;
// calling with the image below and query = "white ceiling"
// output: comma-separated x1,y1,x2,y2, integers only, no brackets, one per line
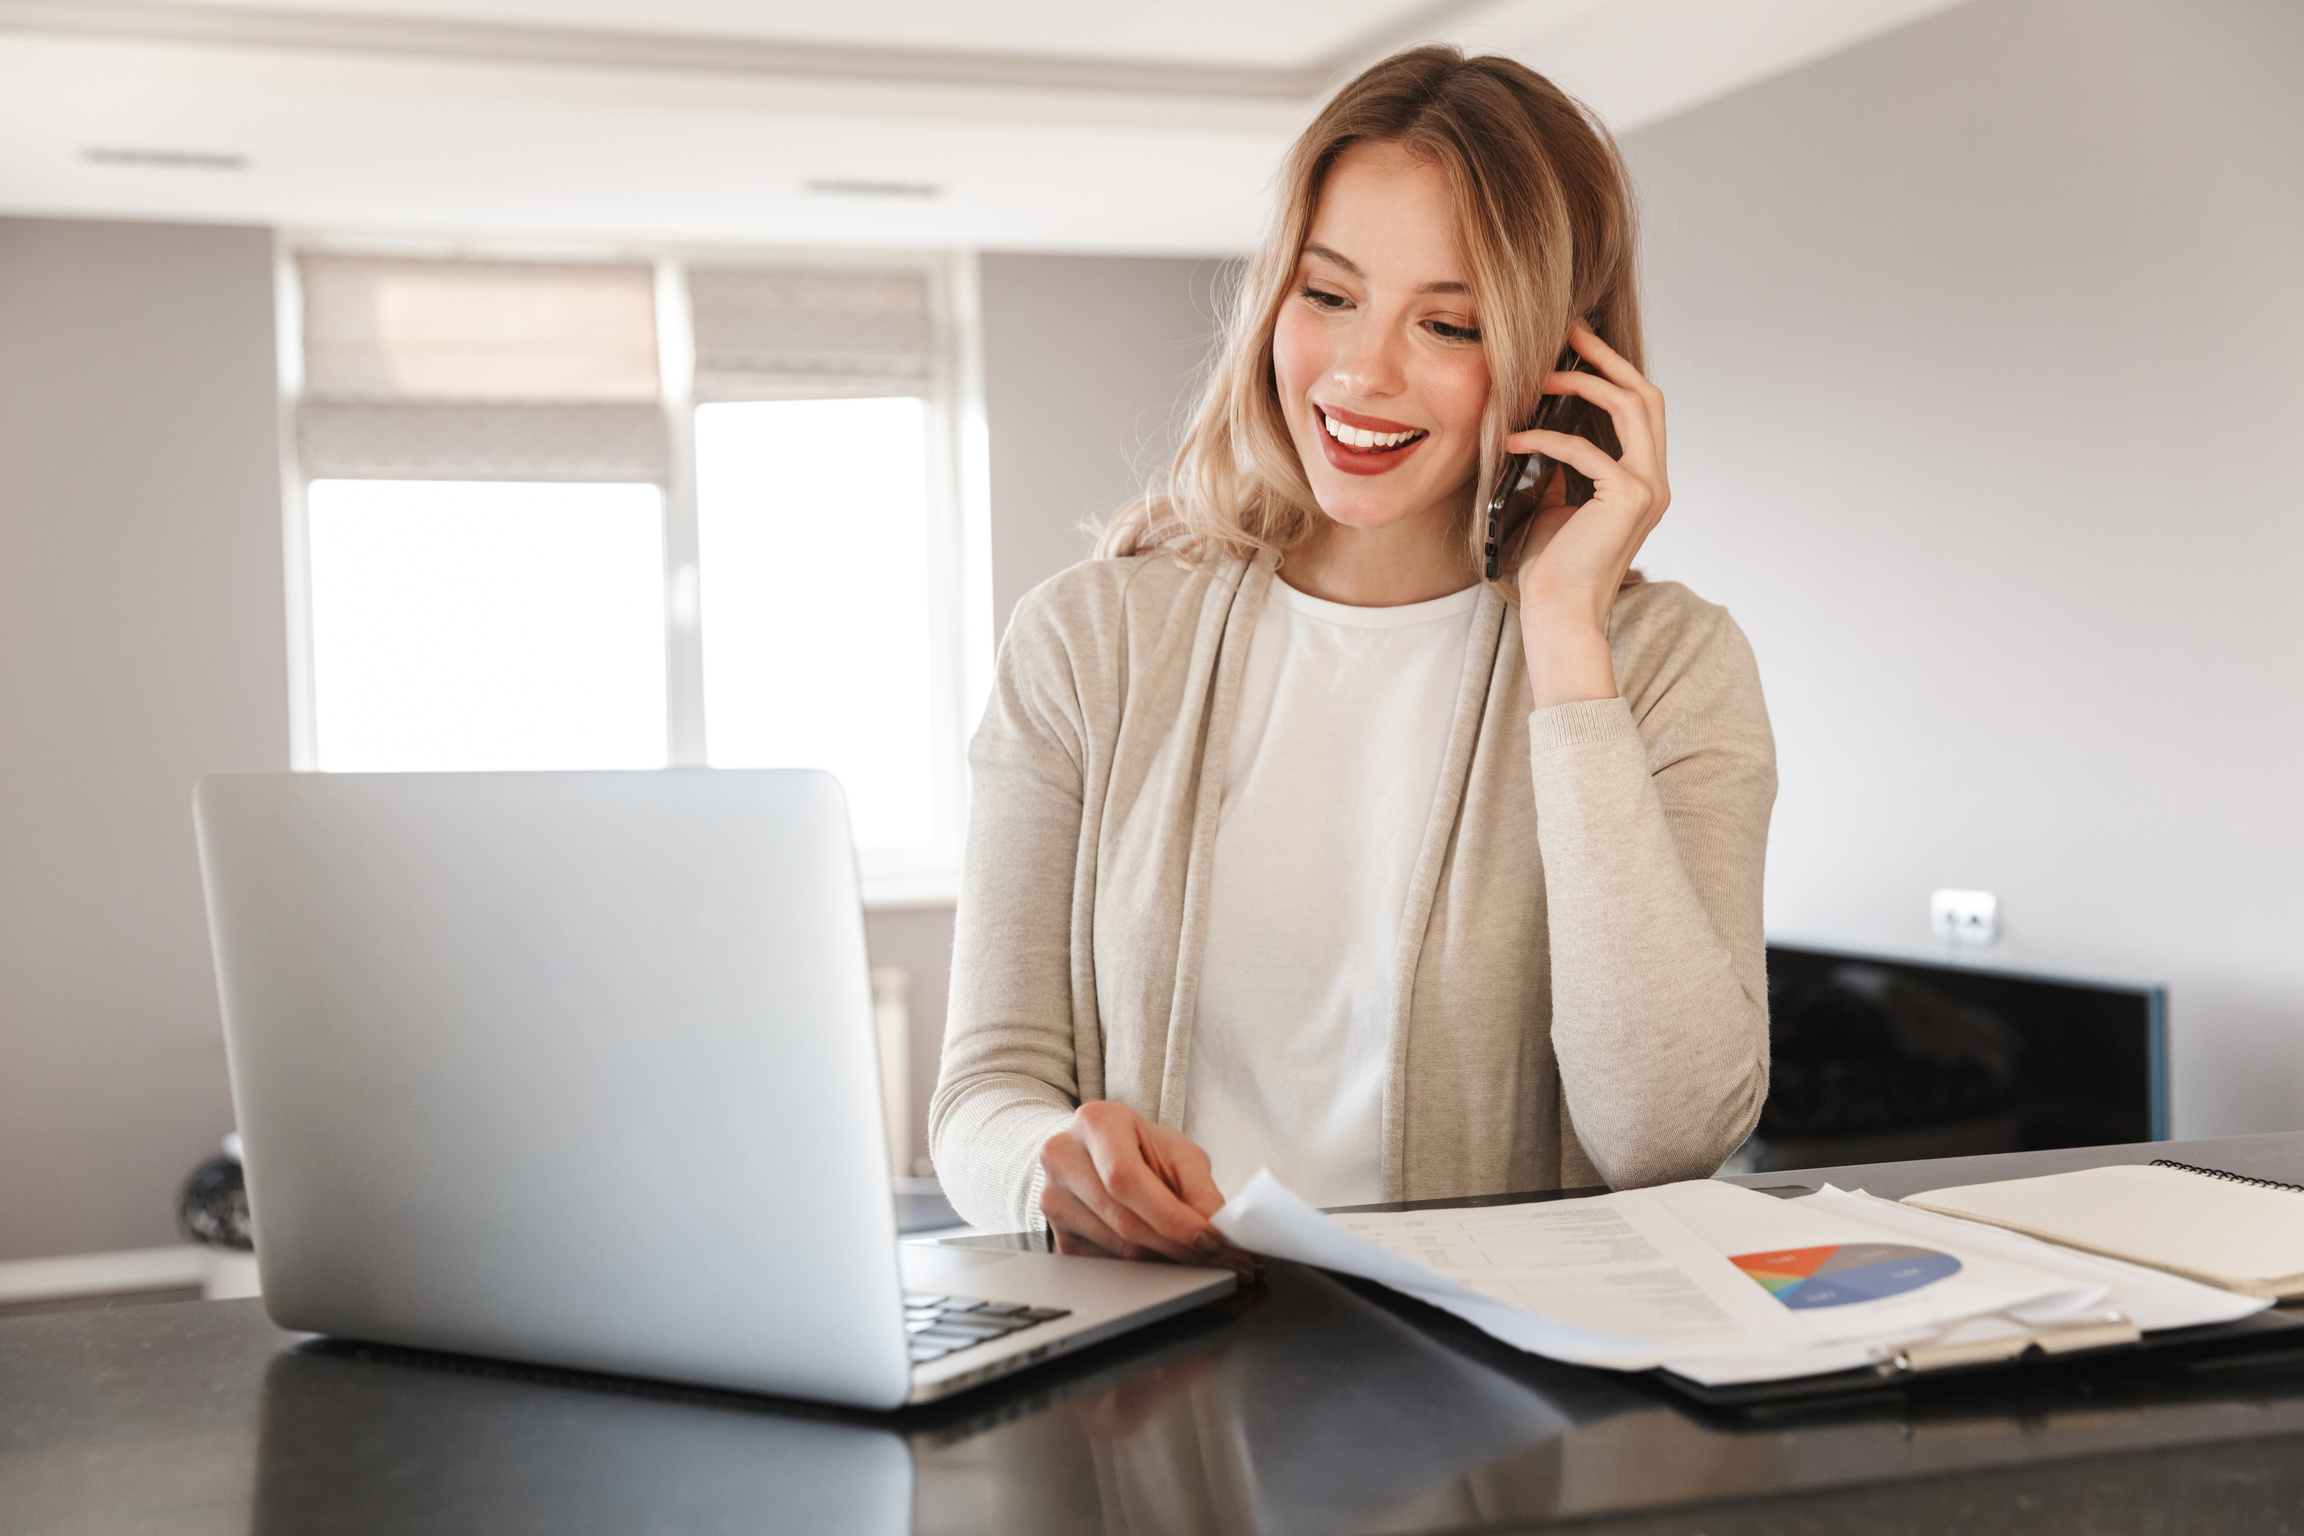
0,0,1973,254
129,0,1479,70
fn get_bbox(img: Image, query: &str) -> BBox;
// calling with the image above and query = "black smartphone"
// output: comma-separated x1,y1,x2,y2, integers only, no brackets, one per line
1482,345,1596,580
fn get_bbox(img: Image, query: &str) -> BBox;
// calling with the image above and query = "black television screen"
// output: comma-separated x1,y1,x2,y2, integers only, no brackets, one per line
1749,943,2167,1173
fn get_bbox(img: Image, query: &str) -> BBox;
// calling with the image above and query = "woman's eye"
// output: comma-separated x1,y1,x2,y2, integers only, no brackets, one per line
1426,319,1482,343
1299,285,1350,310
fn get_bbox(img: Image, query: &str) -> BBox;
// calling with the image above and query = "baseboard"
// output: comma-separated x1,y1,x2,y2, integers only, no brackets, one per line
0,1245,214,1305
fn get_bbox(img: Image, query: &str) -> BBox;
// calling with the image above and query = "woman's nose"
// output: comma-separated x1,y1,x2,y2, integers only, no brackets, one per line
1329,317,1406,400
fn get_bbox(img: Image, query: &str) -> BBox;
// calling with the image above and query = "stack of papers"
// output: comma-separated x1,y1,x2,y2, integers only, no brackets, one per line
1906,1165,2304,1299
1211,1172,2270,1385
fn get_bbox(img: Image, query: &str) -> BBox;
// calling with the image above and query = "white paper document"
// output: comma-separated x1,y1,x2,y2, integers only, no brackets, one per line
1212,1170,2268,1384
1802,1185,2270,1336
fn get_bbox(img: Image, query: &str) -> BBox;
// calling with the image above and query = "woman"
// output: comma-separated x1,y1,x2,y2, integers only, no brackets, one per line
931,47,1774,1271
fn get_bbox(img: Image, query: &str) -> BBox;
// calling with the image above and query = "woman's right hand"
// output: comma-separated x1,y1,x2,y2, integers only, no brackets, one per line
1038,1102,1260,1279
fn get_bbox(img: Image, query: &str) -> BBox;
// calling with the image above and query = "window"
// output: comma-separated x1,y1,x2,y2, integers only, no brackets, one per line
283,248,980,896
307,480,669,771
697,397,937,851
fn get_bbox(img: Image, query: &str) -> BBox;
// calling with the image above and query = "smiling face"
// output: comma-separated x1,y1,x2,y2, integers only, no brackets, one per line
1272,140,1492,544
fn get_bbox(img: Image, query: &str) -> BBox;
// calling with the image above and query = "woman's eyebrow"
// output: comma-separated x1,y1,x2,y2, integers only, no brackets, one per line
1301,243,1468,295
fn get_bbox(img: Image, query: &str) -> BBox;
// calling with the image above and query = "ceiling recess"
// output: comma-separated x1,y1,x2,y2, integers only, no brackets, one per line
806,180,941,200
0,0,1463,100
82,146,248,170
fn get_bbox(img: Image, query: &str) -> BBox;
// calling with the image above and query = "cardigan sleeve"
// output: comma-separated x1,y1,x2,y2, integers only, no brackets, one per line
1529,588,1777,1190
928,584,1098,1232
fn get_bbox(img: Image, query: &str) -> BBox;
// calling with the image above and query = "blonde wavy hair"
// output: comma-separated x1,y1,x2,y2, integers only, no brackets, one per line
1098,45,1644,589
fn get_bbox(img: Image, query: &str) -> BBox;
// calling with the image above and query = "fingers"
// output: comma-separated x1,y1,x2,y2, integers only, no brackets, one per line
1041,1184,1130,1260
1520,368,1660,475
1503,330,1672,558
1139,1127,1267,1280
1506,325,1669,617
1037,1106,1263,1279
1530,461,1569,513
1083,1119,1232,1264
1509,428,1647,512
1566,319,1661,414
1052,1231,1119,1260
1039,1104,1247,1270
1041,1132,1204,1264
1577,321,1667,462
1549,320,1668,465
1142,1123,1227,1219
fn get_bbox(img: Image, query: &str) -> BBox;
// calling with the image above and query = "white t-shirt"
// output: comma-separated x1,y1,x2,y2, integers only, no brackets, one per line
1183,577,1480,1207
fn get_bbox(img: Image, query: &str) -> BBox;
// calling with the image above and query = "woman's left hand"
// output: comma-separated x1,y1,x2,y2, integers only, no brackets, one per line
1507,322,1671,707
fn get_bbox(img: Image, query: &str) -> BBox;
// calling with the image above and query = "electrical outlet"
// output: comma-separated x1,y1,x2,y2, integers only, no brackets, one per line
1930,888,1998,946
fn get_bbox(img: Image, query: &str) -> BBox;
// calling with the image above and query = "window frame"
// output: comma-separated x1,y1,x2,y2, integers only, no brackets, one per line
275,233,992,907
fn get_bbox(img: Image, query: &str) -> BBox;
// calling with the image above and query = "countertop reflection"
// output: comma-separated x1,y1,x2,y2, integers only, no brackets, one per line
7,1262,2304,1535
10,1133,2304,1534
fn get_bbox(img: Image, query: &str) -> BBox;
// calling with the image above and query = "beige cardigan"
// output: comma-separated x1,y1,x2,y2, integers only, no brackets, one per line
930,550,1776,1233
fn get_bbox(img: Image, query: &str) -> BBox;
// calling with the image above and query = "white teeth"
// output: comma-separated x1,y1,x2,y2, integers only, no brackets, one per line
1321,410,1422,450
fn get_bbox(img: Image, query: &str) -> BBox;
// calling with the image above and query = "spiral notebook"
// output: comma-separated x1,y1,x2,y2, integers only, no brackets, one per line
1904,1160,2304,1300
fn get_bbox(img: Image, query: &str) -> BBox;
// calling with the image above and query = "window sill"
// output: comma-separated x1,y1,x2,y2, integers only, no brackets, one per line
861,873,959,912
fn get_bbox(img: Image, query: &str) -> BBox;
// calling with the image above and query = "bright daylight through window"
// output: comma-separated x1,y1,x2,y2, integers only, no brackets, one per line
697,397,937,853
288,250,969,888
308,480,668,771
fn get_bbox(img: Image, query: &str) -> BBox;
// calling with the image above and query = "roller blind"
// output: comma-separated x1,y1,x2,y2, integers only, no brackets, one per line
688,268,935,402
297,254,668,482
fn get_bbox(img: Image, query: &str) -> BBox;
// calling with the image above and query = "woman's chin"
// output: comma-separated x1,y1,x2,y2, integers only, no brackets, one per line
1305,480,1446,534
1313,502,1414,532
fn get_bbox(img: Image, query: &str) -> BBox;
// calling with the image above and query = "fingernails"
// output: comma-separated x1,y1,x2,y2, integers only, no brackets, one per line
1193,1231,1223,1256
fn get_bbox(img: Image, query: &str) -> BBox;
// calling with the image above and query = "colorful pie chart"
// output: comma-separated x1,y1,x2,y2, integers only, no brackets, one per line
1731,1242,1962,1309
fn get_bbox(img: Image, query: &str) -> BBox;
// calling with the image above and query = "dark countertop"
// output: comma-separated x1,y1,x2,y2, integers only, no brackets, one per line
5,1131,2302,1535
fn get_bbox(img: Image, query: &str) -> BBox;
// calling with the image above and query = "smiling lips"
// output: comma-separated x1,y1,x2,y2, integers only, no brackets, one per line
1314,404,1429,476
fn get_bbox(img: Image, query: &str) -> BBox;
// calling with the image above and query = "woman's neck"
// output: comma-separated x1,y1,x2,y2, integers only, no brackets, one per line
1278,500,1480,607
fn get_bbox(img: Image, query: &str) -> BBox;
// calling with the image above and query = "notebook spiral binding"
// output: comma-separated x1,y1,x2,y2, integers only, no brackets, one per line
2149,1158,2304,1194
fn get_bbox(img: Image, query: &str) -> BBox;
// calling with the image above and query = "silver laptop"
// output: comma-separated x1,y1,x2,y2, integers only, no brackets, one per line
193,768,1232,1409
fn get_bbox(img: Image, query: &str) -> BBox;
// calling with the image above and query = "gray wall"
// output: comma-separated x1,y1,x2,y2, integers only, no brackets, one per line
1621,0,2304,1137
0,218,290,1262
978,252,1231,631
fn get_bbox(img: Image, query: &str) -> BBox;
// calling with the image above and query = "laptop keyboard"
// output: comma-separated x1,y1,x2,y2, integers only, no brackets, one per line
905,1292,1072,1365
